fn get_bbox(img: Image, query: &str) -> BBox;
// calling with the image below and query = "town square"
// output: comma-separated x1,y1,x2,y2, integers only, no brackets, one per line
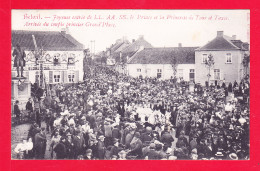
11,10,250,160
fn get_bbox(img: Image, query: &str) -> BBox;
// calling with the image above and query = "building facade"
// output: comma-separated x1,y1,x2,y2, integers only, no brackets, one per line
127,47,197,81
195,31,249,85
11,30,85,85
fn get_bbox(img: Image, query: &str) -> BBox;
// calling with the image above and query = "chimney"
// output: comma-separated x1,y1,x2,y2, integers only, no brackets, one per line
232,35,236,40
122,36,127,42
217,31,224,37
178,43,182,47
139,35,144,40
132,39,135,43
61,27,69,34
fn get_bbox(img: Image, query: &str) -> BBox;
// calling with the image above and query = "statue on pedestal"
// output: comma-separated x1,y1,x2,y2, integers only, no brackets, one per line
12,44,26,78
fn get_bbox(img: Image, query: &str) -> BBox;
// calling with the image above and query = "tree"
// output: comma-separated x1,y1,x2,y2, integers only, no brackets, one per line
242,53,250,78
83,49,92,79
170,52,177,81
205,54,215,85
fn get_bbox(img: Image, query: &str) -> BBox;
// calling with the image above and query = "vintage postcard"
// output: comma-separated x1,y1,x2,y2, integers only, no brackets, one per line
11,9,250,160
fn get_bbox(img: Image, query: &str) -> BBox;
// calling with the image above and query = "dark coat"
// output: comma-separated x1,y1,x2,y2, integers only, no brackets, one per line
147,149,159,159
97,141,106,159
73,135,85,156
64,139,75,159
54,142,67,159
161,132,174,146
26,101,33,112
14,104,20,117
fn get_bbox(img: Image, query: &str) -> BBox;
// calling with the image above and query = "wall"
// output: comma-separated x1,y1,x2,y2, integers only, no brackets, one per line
11,50,84,84
127,63,195,81
195,50,244,85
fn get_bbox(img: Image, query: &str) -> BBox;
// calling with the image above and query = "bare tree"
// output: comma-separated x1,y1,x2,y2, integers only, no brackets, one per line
242,53,250,78
170,52,177,80
205,54,215,85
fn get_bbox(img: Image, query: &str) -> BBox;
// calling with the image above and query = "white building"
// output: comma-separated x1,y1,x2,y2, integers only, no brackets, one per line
11,30,85,85
126,46,197,81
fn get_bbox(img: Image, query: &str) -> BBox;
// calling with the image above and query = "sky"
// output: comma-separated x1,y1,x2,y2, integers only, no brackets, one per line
12,10,250,53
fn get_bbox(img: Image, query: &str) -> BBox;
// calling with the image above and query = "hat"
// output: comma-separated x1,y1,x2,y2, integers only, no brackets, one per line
113,138,119,144
98,135,105,139
229,153,238,160
89,134,97,142
70,113,76,116
168,156,177,160
215,152,224,157
64,110,70,115
150,143,156,149
191,148,197,154
86,149,92,154
75,129,81,134
118,150,127,155
146,126,152,133
134,132,141,138
104,121,110,125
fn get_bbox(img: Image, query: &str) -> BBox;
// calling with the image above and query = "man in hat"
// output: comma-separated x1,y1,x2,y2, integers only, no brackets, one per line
146,143,159,159
12,44,26,77
34,127,47,159
109,138,119,158
14,100,21,124
73,129,86,158
97,135,106,159
26,98,33,120
128,132,143,159
161,129,174,147
64,132,75,159
104,118,113,147
84,149,93,159
118,149,127,160
54,136,67,159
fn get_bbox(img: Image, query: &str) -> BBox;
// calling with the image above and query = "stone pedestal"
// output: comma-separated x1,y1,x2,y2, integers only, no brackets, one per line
11,77,31,112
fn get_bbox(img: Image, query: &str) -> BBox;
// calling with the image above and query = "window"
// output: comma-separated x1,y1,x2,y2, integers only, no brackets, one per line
214,69,220,80
137,69,141,72
226,53,232,63
68,57,75,65
178,69,184,79
189,69,195,81
202,54,208,63
157,73,162,78
157,69,162,73
53,71,61,83
68,71,75,83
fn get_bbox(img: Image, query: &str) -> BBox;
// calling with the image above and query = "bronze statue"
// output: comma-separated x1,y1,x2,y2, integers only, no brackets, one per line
12,44,26,78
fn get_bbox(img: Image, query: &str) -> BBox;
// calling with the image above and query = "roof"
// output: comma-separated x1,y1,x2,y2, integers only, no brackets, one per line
114,42,131,53
127,47,198,64
196,35,248,51
230,40,249,51
121,37,153,54
12,30,84,51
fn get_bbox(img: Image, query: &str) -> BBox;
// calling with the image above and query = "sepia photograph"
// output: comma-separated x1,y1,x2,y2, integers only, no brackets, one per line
11,9,250,160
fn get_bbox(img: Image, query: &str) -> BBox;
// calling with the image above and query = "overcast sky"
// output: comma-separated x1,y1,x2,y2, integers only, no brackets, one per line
12,10,250,53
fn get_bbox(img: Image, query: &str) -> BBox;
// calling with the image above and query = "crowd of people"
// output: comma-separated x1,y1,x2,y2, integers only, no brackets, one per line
13,65,250,160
